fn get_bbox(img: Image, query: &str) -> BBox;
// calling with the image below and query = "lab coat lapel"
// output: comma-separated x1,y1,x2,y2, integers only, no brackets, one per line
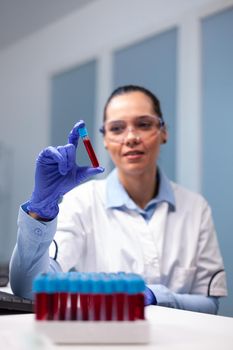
148,201,169,260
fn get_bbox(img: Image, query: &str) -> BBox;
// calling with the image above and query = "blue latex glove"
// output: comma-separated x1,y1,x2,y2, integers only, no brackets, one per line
144,286,157,306
27,120,104,219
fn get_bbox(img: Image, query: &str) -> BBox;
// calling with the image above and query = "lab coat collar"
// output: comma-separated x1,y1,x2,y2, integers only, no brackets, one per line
105,167,175,210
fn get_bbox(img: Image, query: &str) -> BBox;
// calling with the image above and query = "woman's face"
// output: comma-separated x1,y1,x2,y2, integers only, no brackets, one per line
104,91,167,177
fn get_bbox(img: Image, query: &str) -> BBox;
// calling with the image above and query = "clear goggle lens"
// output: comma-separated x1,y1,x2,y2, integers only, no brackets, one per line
101,115,164,144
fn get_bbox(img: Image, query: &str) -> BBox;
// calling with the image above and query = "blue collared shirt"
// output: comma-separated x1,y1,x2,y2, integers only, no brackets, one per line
105,167,175,221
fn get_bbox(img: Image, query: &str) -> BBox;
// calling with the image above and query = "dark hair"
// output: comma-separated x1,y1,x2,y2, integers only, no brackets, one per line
103,84,163,122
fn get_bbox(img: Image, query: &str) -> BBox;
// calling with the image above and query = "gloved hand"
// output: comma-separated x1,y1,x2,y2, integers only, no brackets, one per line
27,120,104,219
144,286,157,306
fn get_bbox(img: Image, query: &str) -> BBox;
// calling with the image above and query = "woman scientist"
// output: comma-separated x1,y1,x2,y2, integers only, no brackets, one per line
10,85,227,314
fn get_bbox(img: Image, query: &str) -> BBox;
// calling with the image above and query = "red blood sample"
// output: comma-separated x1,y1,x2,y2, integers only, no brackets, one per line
47,292,59,320
127,294,136,321
115,293,125,321
59,292,68,320
135,292,145,320
70,293,78,320
83,138,99,167
92,294,102,321
35,292,47,320
80,294,89,321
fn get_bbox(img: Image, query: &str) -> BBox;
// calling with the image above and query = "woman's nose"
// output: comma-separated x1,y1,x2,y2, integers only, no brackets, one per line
124,127,141,145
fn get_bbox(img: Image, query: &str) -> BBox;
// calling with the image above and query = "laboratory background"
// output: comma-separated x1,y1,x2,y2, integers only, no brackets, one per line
0,0,232,317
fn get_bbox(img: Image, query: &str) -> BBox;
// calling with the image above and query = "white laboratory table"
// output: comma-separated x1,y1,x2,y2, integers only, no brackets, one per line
0,305,233,350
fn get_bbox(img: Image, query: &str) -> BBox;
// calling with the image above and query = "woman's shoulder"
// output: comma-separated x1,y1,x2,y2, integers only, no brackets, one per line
170,181,209,208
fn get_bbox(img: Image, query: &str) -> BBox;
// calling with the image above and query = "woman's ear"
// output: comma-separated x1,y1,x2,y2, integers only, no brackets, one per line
103,139,108,149
161,128,168,144
163,136,167,144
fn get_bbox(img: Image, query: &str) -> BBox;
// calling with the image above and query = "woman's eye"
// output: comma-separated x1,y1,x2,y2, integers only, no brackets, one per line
109,124,125,134
137,121,153,129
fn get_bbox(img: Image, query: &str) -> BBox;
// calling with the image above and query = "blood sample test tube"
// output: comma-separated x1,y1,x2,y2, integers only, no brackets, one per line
45,274,59,320
33,274,47,320
68,272,81,321
114,274,126,321
134,275,145,320
80,274,91,321
57,273,69,320
126,274,137,321
90,274,103,321
102,275,114,321
78,125,99,167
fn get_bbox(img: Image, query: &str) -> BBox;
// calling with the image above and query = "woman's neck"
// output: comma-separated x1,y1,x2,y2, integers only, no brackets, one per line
118,168,158,209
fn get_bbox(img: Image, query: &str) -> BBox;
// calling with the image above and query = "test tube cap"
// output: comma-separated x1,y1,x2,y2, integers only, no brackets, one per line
57,273,69,292
102,275,114,294
126,274,145,294
45,274,58,293
91,275,104,294
33,274,47,293
112,274,126,293
80,274,92,294
68,272,82,293
78,126,88,138
137,277,146,293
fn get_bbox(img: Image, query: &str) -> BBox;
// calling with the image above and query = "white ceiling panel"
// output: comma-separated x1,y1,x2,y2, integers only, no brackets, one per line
0,0,97,50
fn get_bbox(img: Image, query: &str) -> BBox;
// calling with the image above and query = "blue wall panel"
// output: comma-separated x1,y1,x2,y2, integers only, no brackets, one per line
113,28,177,180
202,7,233,317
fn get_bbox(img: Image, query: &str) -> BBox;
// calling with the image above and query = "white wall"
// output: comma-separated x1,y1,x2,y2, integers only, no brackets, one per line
0,0,232,257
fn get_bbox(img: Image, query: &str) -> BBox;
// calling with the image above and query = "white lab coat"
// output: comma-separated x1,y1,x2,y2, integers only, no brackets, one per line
52,179,227,297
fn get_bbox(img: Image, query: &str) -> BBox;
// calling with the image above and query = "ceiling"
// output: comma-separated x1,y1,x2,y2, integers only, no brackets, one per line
0,0,97,51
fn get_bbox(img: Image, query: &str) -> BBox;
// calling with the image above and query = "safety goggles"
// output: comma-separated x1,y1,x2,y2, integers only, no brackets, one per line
100,115,165,144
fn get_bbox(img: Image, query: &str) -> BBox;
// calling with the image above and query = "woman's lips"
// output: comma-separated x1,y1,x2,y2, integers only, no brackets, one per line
123,150,144,159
